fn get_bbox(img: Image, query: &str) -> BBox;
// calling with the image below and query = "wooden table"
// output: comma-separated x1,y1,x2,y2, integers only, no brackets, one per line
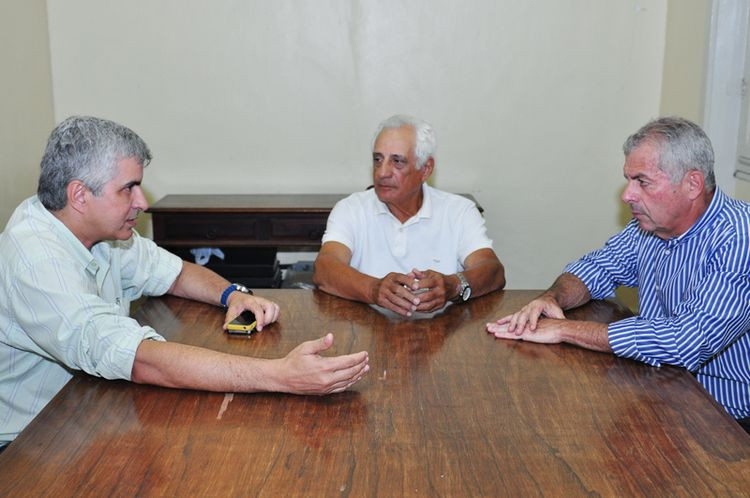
1,290,748,496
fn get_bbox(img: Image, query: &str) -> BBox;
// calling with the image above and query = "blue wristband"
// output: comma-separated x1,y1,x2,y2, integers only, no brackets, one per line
220,283,251,307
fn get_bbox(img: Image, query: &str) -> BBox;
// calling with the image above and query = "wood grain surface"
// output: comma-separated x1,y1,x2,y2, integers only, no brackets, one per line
1,290,747,497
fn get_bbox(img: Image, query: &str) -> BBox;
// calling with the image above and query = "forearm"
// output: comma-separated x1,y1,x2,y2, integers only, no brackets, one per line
313,254,379,304
168,261,230,306
460,257,505,299
131,340,279,392
543,273,592,310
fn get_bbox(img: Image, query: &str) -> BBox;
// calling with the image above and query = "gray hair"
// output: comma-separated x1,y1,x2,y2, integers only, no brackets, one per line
372,114,436,169
623,116,715,192
38,116,152,211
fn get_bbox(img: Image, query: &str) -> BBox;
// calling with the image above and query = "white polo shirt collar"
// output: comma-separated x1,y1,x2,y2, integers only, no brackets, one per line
372,183,433,226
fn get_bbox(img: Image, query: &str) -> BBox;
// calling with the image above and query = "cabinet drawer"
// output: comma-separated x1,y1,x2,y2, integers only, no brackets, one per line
153,214,261,243
269,215,327,243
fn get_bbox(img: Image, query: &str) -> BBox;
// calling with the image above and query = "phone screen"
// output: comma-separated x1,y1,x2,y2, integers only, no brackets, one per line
225,310,257,335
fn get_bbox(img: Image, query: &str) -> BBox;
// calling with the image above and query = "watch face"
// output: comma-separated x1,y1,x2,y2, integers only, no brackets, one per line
461,286,471,301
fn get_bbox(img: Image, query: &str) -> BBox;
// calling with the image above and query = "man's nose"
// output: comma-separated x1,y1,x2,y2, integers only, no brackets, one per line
621,183,636,204
375,161,393,178
133,186,149,211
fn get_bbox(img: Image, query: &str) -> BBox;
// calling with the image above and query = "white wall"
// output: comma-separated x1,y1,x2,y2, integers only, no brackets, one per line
46,0,670,288
0,0,55,228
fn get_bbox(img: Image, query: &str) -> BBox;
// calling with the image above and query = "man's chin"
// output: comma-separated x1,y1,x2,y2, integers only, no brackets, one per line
115,228,136,240
374,187,397,202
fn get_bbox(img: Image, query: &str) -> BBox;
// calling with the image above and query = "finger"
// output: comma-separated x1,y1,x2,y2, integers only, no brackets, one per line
325,363,370,393
486,321,508,334
410,268,426,279
507,312,523,333
384,289,419,315
268,303,281,324
494,315,513,326
384,272,414,287
492,329,522,340
325,350,369,372
261,302,280,327
331,360,370,384
415,295,446,312
380,292,416,316
527,311,540,332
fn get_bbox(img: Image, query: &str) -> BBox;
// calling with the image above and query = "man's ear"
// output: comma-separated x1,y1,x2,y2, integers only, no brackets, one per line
684,170,705,200
66,180,89,214
420,157,435,182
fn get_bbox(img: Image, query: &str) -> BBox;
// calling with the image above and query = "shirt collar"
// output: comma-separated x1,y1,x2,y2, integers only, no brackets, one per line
674,187,725,243
30,195,99,276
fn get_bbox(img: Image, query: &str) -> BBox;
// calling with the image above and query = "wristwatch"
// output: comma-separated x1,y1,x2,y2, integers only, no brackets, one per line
456,272,471,302
220,283,253,307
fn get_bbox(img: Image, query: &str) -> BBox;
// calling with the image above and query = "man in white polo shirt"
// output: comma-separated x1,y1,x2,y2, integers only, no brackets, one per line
313,115,505,317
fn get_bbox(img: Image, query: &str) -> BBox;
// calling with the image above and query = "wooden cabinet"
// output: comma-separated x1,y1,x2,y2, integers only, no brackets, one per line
148,194,348,287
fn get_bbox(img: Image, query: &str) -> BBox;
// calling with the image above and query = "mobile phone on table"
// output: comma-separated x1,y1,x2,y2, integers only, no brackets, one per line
225,310,257,334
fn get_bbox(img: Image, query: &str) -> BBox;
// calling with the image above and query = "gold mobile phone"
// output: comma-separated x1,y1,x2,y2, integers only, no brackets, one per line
225,310,257,335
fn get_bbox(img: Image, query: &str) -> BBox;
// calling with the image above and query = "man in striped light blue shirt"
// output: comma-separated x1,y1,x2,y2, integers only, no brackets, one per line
487,117,750,433
0,116,369,452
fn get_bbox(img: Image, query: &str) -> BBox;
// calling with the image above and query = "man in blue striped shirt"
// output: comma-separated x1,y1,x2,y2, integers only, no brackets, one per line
487,117,750,432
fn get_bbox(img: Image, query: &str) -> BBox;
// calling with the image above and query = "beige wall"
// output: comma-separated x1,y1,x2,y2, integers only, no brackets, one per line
45,0,674,289
0,0,55,228
659,0,711,122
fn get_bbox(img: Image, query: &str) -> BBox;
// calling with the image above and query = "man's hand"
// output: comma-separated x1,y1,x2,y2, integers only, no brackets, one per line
370,272,421,316
491,294,566,335
224,292,280,331
274,333,370,395
487,317,612,352
407,268,454,312
486,317,564,344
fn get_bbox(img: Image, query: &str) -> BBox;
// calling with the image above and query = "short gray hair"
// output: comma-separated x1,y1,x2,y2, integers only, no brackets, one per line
38,116,152,211
372,114,436,169
623,116,715,192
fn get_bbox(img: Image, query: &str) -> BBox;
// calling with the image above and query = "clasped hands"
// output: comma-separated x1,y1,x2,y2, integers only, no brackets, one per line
371,268,455,317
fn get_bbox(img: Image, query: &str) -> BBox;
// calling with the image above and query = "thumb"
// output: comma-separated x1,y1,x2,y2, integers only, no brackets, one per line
300,333,334,355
